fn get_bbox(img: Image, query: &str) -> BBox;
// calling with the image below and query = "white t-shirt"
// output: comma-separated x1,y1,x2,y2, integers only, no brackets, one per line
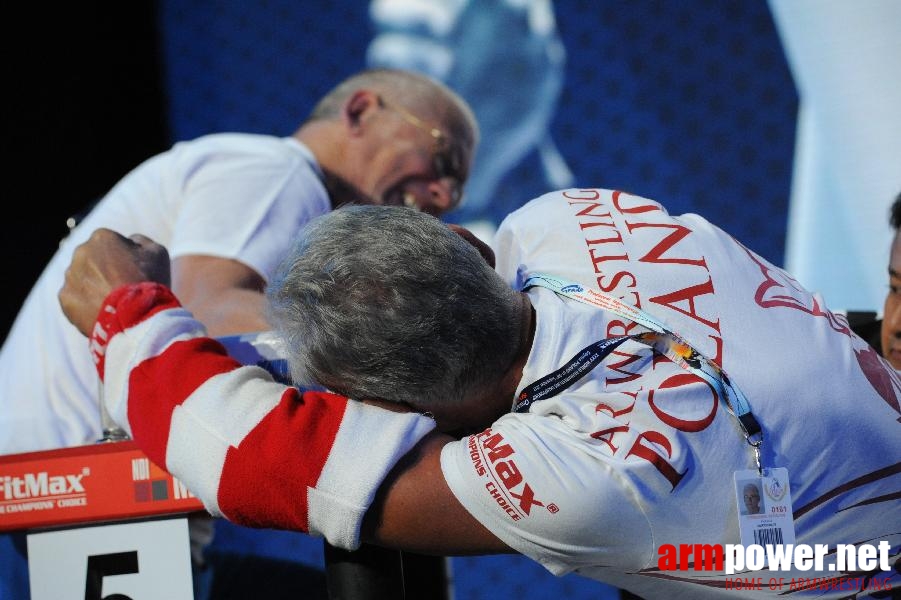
441,189,901,598
0,133,330,453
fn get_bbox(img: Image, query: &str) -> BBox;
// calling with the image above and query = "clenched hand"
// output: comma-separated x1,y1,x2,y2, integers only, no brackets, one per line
59,228,171,336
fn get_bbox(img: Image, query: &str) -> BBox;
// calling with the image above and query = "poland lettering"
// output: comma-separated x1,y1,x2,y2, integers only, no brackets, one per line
564,190,724,488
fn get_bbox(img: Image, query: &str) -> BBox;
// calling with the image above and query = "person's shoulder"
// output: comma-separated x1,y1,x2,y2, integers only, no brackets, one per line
497,187,645,234
180,132,285,150
170,133,310,165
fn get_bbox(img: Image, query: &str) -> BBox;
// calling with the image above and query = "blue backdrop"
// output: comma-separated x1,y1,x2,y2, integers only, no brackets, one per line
160,0,796,266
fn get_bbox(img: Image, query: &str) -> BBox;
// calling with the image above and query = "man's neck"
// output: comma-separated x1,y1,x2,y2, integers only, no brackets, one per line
425,292,536,439
496,292,535,409
294,124,371,209
319,168,371,209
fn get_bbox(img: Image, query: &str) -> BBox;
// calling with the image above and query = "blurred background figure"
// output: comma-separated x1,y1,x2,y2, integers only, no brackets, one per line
881,194,901,369
769,0,901,313
366,0,574,239
847,194,901,365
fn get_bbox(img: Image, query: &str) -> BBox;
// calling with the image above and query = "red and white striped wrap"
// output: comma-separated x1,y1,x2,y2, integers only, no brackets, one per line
91,282,436,549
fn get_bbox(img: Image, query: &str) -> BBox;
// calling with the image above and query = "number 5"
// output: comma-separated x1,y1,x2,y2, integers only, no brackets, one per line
85,551,138,600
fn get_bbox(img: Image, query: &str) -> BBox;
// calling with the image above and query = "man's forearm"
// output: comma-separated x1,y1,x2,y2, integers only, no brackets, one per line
91,282,436,549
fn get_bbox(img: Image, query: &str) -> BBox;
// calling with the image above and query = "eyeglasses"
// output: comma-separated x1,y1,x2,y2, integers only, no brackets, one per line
378,96,465,209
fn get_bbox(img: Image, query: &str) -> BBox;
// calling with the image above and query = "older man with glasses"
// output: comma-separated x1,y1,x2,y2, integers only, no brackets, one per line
377,95,468,212
0,67,478,599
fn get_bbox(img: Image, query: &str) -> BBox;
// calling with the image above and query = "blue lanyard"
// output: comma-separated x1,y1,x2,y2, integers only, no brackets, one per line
519,274,764,467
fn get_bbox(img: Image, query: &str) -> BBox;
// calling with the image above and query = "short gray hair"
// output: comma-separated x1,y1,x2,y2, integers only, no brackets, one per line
266,205,520,408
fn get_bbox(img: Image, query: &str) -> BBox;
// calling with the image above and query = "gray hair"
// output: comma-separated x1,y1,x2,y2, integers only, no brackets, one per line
266,205,520,408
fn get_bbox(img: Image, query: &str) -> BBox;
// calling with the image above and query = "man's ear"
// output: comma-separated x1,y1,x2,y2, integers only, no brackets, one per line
448,224,495,268
343,90,380,135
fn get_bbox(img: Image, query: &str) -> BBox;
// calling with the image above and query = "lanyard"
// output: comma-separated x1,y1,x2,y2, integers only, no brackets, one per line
518,273,764,472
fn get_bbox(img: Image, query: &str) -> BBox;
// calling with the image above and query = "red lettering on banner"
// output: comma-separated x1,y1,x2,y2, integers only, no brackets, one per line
628,221,709,269
612,190,662,215
626,430,685,489
649,277,722,332
648,373,718,432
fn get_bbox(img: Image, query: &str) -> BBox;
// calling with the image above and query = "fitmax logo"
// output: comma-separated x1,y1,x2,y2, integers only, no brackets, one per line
480,431,545,517
1,469,88,500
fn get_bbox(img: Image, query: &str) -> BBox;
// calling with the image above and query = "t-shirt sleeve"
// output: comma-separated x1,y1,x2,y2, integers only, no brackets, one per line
440,413,654,576
167,140,329,282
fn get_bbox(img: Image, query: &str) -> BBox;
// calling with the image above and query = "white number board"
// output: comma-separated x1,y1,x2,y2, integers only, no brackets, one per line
27,517,193,600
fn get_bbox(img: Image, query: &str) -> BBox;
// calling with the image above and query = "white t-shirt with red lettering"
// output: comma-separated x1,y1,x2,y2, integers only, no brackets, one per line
440,189,901,598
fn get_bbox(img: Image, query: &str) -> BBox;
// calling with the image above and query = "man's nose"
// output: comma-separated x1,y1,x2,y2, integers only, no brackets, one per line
408,178,461,217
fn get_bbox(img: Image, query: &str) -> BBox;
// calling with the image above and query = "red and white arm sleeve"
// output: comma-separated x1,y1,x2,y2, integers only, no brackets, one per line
91,283,437,550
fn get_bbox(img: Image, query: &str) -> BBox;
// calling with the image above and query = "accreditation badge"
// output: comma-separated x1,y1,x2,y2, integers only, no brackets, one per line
733,467,795,547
